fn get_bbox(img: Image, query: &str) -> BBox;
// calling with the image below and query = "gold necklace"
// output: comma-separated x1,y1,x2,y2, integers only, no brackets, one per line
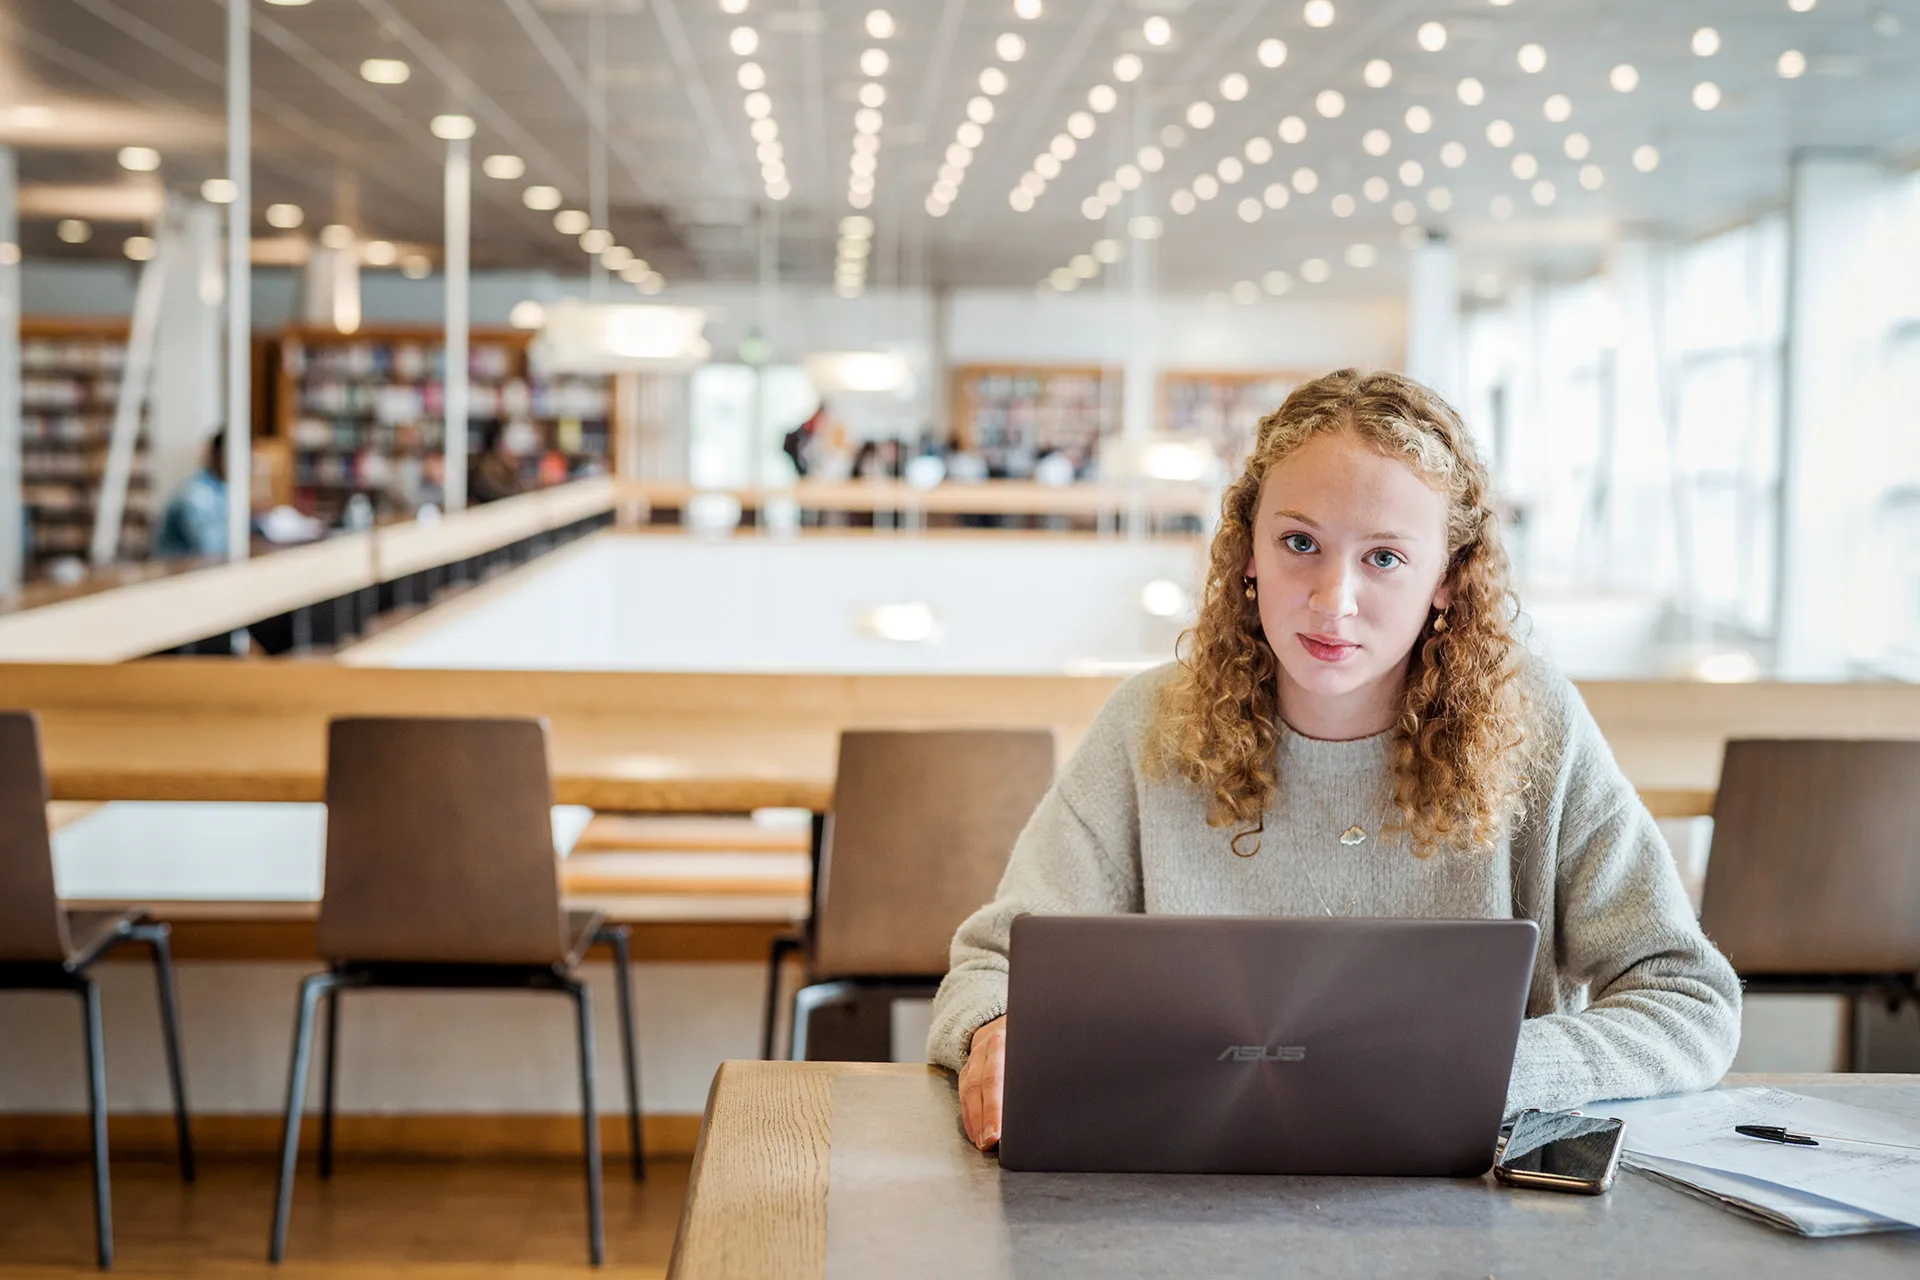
1283,736,1383,848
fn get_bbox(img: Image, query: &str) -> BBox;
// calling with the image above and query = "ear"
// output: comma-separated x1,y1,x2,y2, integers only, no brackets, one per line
1243,550,1257,580
1430,579,1453,613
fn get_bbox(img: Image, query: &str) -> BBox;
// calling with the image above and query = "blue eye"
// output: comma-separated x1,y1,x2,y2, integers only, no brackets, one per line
1282,533,1316,554
1366,549,1404,570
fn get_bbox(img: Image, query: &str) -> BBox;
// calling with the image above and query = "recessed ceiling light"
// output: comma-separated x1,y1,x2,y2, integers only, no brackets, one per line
1632,144,1660,171
861,48,889,76
1035,153,1061,178
720,0,748,13
320,224,353,249
482,154,525,180
1778,49,1807,78
1221,72,1249,100
967,95,993,123
1610,63,1639,92
1693,81,1721,110
1330,192,1355,217
1130,214,1164,240
1510,152,1538,180
555,209,590,235
979,67,1008,95
1364,59,1392,88
1304,2,1335,30
1070,253,1097,277
1439,141,1465,167
1692,27,1720,57
1064,111,1094,139
359,58,409,85
200,178,237,203
1080,196,1104,220
1138,145,1164,171
745,91,773,117
1009,188,1035,211
1187,101,1215,128
1263,183,1290,209
1531,179,1556,205
996,32,1026,61
124,235,156,261
1237,199,1263,224
754,117,780,143
1114,53,1143,82
1142,15,1172,46
266,203,304,228
858,106,885,132
430,114,475,140
1300,256,1331,283
1263,269,1293,295
1517,43,1546,73
1346,242,1378,267
1544,94,1571,122
56,219,91,244
1245,136,1273,164
363,240,397,266
1579,164,1604,189
1417,22,1447,52
264,0,313,5
580,229,613,254
1088,84,1118,112
1050,134,1076,160
1291,166,1319,193
861,82,888,106
1363,128,1391,156
1170,189,1197,214
1315,89,1345,117
1788,0,1817,10
866,9,895,39
1405,105,1432,133
1363,176,1390,201
1015,0,1042,19
925,196,950,217
1490,194,1514,219
1259,39,1289,68
118,145,160,171
1563,132,1590,159
1278,115,1307,144
1093,238,1122,263
1193,173,1219,200
1398,159,1424,186
402,256,431,279
737,62,766,90
729,26,759,56
1486,119,1514,147
1457,76,1485,106
957,120,984,147
1228,280,1256,304
1217,156,1244,183
1117,163,1142,189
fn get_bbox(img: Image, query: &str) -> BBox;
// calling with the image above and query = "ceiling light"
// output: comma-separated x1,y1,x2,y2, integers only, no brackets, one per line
579,229,612,254
1300,257,1331,282
1544,94,1571,122
1531,179,1555,205
1278,115,1307,144
1263,269,1293,295
1050,134,1076,160
1304,1,1335,30
1089,84,1118,113
841,215,873,237
1259,39,1289,68
1245,137,1273,164
1114,53,1143,82
1263,183,1290,209
1632,144,1660,171
1315,89,1345,117
1693,81,1721,110
118,145,160,171
1291,166,1319,193
1093,238,1122,263
1170,189,1197,214
737,62,766,90
124,235,156,262
979,67,1008,95
866,9,895,38
1439,141,1466,167
266,203,304,228
1692,27,1720,57
1579,163,1604,189
967,96,994,123
402,256,431,280
1363,128,1391,156
1070,253,1097,277
1143,15,1172,46
1486,118,1514,147
758,140,785,165
1391,200,1415,224
1217,156,1244,183
264,0,313,5
359,58,410,85
848,190,874,209
851,151,878,176
1417,21,1447,52
1510,152,1538,179
861,82,887,107
1068,110,1096,138
1789,0,1817,9
1779,49,1807,78
1237,199,1262,223
1346,242,1378,267
997,31,1026,61
957,121,984,147
1490,194,1514,219
857,107,884,133
1048,267,1075,289
200,178,237,204
638,272,665,295
482,153,525,179
754,118,780,143
850,171,876,193
555,209,590,235
56,219,91,244
720,0,748,12
1457,76,1485,105
746,91,773,117
1117,163,1143,189
1563,132,1590,159
1330,192,1355,216
1231,280,1259,304
508,300,545,331
1009,188,1035,211
1364,59,1393,88
1363,175,1390,201
925,195,950,216
320,223,354,248
1187,101,1215,128
7,105,55,128
1398,159,1424,186
730,26,760,55
1611,63,1639,92
1405,105,1432,133
1016,0,1043,18
1221,72,1249,101
1035,153,1062,178
1138,145,1164,171
430,114,475,139
1193,173,1219,200
861,48,889,76
363,239,397,266
1517,43,1546,73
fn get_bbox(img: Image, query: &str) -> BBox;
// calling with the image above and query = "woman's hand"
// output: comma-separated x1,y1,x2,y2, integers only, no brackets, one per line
958,1015,1007,1151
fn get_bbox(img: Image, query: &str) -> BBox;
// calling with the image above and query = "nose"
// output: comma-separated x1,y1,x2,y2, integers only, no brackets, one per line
1307,560,1358,622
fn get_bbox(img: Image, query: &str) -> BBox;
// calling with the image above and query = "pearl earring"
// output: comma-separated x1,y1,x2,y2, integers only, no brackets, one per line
1244,579,1257,601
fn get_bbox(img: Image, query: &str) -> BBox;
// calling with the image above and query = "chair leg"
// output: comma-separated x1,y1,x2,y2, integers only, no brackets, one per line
600,927,645,1180
77,979,113,1270
318,984,341,1180
760,934,800,1061
569,979,607,1267
269,973,332,1263
789,980,856,1063
139,923,196,1183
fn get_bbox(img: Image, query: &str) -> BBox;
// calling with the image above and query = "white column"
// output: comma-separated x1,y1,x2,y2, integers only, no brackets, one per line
225,0,250,562
1776,153,1885,677
1406,236,1461,404
442,132,471,512
1606,236,1680,600
0,147,20,598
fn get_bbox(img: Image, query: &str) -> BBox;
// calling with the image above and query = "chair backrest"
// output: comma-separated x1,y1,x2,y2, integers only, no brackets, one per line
318,717,568,965
0,711,72,963
1700,739,1920,974
810,728,1055,979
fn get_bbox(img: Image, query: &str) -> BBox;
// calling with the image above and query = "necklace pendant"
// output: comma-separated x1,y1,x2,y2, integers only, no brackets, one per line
1339,826,1368,847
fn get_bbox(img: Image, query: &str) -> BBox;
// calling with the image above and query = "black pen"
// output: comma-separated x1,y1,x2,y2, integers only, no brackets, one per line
1735,1124,1920,1152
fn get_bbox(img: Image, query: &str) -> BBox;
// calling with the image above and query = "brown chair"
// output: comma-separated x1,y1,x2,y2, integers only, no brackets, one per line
0,711,194,1270
1699,739,1920,1065
269,718,642,1267
761,729,1054,1060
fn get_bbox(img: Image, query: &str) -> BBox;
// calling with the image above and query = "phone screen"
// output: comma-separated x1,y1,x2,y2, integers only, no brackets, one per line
1497,1111,1625,1182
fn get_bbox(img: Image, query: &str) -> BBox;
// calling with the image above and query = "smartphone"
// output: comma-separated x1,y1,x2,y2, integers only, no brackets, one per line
1493,1109,1625,1194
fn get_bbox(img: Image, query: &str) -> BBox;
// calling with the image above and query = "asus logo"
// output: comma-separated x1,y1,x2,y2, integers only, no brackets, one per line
1217,1044,1306,1063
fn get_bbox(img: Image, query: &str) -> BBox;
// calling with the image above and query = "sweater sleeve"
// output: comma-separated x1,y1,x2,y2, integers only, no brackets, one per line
1505,670,1743,1114
923,674,1152,1072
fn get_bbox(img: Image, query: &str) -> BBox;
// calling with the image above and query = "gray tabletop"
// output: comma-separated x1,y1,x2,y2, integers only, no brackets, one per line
823,1073,1920,1279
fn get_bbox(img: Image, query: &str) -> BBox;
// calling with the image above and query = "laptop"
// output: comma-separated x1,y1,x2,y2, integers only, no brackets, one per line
997,914,1539,1176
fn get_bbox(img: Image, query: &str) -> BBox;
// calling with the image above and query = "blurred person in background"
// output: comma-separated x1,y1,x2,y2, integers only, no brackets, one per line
468,421,524,505
782,401,828,478
154,430,230,560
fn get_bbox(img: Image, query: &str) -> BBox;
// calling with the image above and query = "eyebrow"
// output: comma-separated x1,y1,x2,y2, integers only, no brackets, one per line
1270,508,1423,542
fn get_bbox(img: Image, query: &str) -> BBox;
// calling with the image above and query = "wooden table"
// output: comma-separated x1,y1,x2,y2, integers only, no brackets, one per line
617,478,1218,524
669,1063,1920,1279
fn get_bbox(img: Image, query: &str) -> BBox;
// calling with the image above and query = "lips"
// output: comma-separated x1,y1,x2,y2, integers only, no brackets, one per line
1297,633,1359,663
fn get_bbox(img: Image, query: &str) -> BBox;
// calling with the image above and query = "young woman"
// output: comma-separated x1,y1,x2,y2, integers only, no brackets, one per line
929,368,1741,1152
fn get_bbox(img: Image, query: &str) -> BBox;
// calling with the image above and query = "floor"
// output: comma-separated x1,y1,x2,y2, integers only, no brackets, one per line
0,1155,686,1277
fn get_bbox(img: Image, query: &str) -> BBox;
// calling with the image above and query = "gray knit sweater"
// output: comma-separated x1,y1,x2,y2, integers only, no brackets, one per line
926,657,1742,1116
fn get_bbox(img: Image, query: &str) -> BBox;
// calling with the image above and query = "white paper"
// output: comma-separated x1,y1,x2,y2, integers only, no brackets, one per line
1625,1153,1905,1237
1599,1087,1920,1230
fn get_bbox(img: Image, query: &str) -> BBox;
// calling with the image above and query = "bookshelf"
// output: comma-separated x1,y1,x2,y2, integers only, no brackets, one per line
950,363,1120,478
270,325,616,527
19,317,150,574
1159,370,1309,471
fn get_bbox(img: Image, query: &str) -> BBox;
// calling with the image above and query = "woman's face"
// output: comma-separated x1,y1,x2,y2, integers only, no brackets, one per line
1244,429,1454,725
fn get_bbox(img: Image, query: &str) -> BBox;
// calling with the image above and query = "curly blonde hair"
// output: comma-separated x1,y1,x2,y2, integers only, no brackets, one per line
1151,368,1527,858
